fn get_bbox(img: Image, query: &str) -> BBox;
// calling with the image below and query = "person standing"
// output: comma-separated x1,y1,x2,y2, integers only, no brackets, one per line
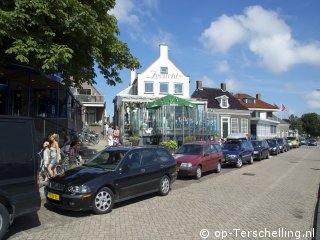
113,126,120,145
48,133,60,177
61,129,71,156
42,141,50,181
104,122,109,139
107,127,114,146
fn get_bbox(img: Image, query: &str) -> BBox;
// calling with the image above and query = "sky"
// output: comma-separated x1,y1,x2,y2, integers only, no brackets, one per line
95,0,320,118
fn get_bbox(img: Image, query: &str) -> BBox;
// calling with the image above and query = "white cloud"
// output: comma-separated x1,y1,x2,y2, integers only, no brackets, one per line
216,60,231,74
306,90,320,110
201,75,215,87
224,78,244,92
200,5,320,73
109,0,139,25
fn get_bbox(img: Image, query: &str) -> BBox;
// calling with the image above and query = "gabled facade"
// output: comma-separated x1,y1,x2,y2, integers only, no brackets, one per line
191,82,251,139
73,83,105,125
234,93,279,140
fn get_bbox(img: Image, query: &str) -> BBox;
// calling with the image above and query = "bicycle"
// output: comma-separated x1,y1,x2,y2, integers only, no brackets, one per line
56,148,82,175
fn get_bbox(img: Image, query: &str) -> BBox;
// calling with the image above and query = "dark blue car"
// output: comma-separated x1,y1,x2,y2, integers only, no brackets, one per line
222,140,254,168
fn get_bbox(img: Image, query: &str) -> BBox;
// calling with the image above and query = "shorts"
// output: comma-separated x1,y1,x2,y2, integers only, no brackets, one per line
50,157,57,166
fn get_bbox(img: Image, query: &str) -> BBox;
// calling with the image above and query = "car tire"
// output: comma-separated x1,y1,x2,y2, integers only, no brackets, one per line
258,153,262,161
0,203,9,240
248,155,253,164
195,166,202,179
92,187,114,214
266,152,269,159
215,161,221,173
159,175,170,196
236,158,243,168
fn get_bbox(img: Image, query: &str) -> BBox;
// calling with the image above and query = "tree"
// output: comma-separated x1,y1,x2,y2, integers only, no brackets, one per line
288,114,303,134
0,0,140,87
301,113,320,137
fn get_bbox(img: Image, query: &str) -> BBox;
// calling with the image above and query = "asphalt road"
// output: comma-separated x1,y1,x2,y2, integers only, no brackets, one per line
4,145,320,240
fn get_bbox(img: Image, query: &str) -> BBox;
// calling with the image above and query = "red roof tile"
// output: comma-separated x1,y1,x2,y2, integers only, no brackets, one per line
234,93,279,110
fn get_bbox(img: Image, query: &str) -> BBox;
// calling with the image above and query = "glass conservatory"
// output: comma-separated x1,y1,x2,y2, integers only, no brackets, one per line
114,95,220,145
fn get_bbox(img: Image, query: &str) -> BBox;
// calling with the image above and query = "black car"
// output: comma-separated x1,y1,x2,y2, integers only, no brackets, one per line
251,140,270,160
274,138,289,153
0,116,41,239
45,146,177,214
222,140,254,168
307,139,318,146
266,139,280,155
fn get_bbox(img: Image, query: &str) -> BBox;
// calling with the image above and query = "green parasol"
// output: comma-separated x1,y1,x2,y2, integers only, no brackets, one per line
146,94,195,109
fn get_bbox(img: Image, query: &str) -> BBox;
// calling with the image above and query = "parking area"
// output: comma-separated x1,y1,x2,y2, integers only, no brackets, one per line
5,145,320,240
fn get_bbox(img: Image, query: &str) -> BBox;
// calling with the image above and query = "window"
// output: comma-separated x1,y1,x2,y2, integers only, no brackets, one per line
245,98,255,104
79,89,91,95
160,83,168,94
216,95,229,108
155,149,173,163
144,82,154,93
174,83,183,94
231,118,238,134
222,98,228,108
141,149,158,166
241,118,248,134
160,67,168,74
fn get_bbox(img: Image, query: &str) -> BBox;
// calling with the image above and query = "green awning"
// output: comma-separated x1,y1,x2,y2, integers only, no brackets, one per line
146,94,196,109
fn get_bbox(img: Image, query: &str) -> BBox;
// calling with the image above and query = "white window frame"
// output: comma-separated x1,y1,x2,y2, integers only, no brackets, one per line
159,82,169,94
144,82,154,94
160,67,168,74
241,118,249,134
174,83,183,95
231,118,238,134
215,95,230,109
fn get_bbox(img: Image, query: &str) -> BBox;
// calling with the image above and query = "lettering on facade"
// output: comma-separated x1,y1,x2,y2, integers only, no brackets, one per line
147,70,182,80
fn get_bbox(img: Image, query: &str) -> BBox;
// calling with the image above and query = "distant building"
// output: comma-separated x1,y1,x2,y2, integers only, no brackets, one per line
234,93,279,140
191,82,251,139
72,83,105,125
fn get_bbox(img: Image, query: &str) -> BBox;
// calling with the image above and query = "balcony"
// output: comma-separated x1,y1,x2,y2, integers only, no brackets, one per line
75,94,104,103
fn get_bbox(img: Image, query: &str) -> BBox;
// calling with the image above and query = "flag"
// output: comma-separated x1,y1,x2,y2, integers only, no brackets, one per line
281,104,287,111
274,103,279,109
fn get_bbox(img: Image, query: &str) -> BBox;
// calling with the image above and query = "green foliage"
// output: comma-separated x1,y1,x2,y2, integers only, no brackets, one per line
129,136,140,146
301,113,320,137
183,136,196,144
159,140,178,151
0,0,140,87
288,114,303,133
89,123,101,127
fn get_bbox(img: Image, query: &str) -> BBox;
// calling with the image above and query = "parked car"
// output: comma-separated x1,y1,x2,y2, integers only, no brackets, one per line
0,116,41,239
299,137,307,145
222,140,254,168
287,137,300,148
307,139,318,146
274,138,289,153
251,140,270,160
266,139,280,155
45,146,177,214
174,141,224,179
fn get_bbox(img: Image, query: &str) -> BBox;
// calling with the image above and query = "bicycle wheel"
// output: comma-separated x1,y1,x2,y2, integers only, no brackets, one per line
56,165,64,175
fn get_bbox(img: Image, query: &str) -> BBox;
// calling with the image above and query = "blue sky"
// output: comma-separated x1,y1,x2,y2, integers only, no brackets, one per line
95,0,320,118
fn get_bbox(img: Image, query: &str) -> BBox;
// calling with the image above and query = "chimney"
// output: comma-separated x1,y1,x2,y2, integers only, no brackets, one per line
130,69,136,85
256,93,261,100
196,80,203,90
159,43,168,59
221,83,226,91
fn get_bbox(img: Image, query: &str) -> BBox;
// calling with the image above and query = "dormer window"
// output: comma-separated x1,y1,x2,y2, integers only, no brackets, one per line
215,95,229,108
244,98,255,104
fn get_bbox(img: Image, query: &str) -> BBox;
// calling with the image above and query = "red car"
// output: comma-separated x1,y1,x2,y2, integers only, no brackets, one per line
174,141,224,179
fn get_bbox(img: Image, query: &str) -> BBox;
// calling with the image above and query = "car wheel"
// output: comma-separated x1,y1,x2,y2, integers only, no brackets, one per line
248,155,253,164
195,166,202,179
258,153,262,161
159,175,170,196
215,161,221,173
236,158,243,168
266,152,269,159
0,203,9,240
92,187,114,214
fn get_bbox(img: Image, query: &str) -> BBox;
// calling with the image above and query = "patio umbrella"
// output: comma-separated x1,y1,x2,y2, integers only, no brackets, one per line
146,94,195,109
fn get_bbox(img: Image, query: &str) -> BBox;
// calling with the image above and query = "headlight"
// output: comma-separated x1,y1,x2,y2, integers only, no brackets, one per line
254,151,259,154
272,147,276,150
180,162,192,168
227,154,237,158
67,185,91,195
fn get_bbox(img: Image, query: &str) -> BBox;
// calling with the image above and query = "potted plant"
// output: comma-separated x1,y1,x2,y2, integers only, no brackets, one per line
129,135,141,146
159,140,178,153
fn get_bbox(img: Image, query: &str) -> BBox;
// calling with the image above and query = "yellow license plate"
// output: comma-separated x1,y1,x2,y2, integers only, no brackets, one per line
47,192,60,201
176,167,179,172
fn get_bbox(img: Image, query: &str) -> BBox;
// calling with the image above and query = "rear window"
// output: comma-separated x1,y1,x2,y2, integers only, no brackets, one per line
175,144,202,155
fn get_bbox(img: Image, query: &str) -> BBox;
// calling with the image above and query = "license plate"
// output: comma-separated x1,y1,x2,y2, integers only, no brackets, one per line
176,167,179,172
47,192,60,201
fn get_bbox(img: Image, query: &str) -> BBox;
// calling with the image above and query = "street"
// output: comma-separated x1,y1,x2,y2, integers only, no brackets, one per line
5,145,320,240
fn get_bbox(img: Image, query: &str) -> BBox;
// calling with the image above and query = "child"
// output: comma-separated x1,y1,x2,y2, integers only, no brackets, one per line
42,141,50,181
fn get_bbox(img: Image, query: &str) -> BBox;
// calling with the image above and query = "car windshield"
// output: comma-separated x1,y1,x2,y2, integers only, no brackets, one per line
251,141,261,147
267,140,276,147
84,149,128,170
287,137,296,140
175,144,202,155
223,143,240,151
